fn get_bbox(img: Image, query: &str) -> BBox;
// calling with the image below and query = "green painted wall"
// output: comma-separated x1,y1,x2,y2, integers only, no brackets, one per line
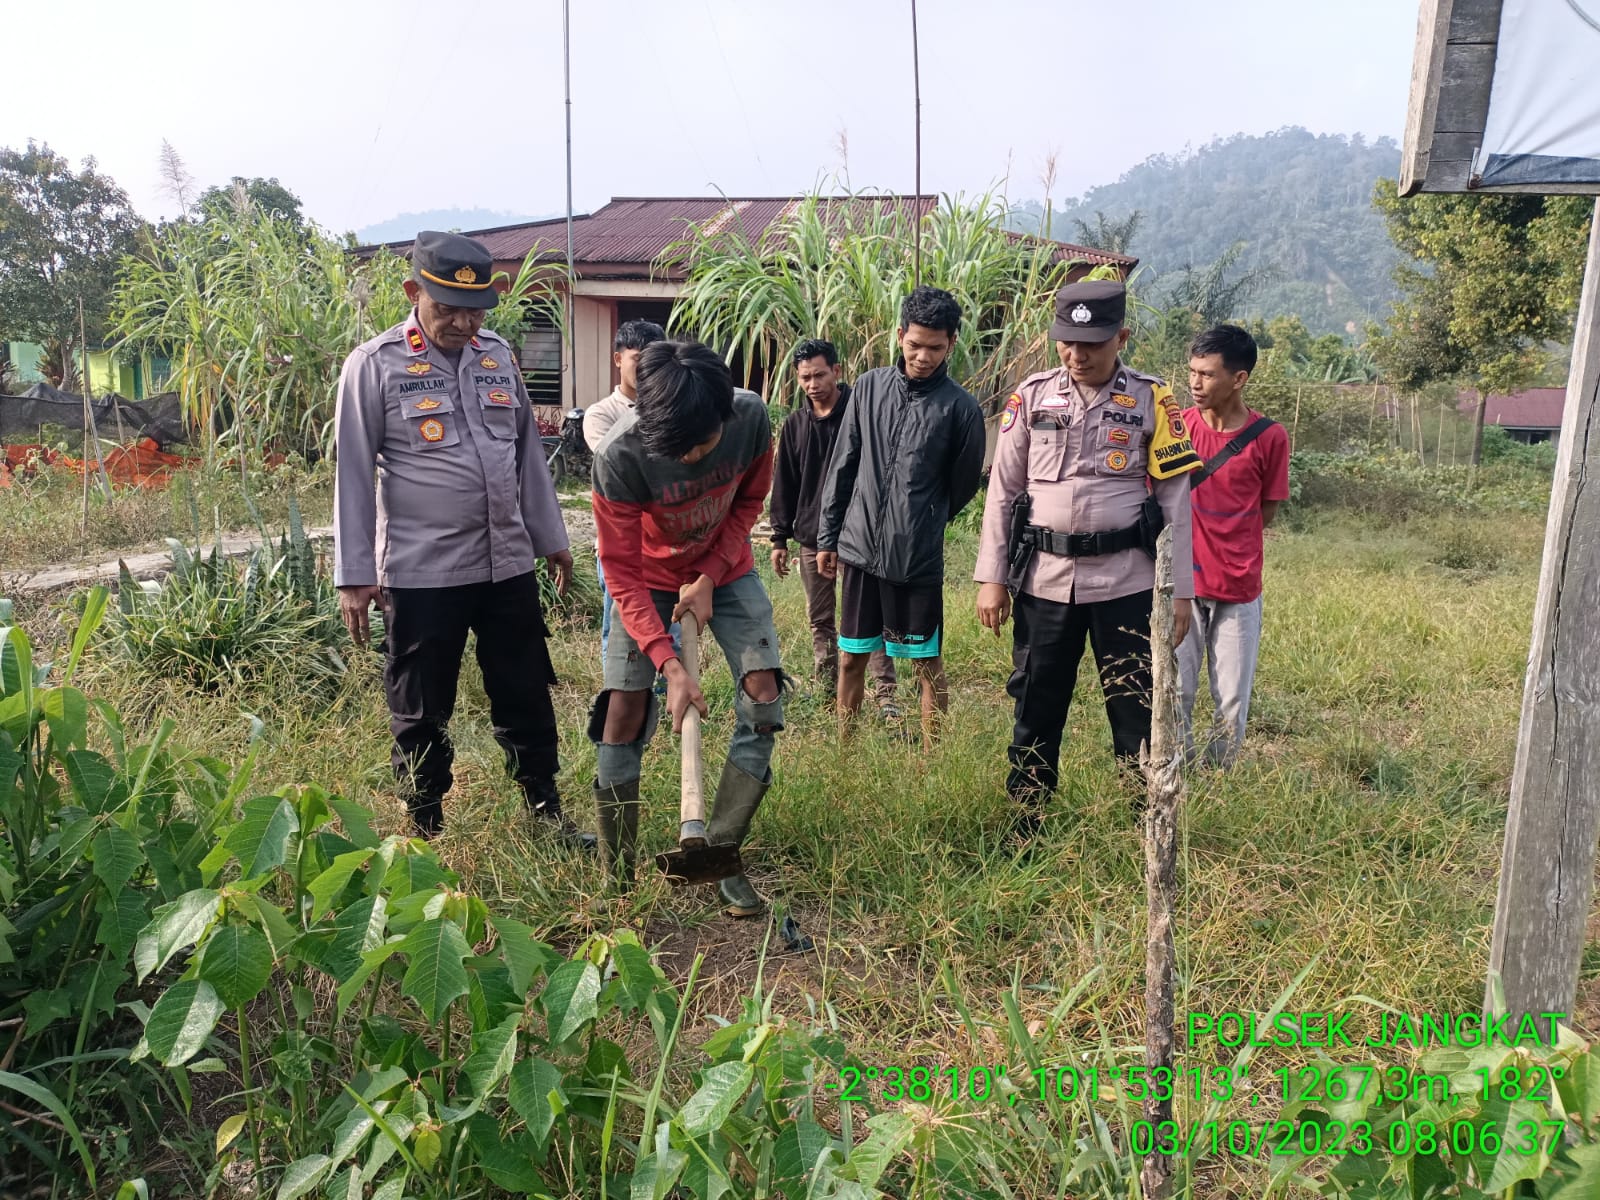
3,341,162,400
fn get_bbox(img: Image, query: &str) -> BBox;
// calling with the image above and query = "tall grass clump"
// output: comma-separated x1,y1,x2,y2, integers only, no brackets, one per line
111,206,568,460
663,189,1120,408
112,506,352,691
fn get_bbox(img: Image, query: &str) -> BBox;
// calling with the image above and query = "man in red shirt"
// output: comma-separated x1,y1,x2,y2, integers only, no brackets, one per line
589,340,784,916
1179,325,1291,768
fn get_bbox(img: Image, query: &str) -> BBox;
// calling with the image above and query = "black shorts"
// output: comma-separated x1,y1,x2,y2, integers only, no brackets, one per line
838,564,943,659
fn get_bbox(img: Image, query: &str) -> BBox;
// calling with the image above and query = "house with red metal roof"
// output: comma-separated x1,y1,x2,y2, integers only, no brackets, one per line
1456,387,1566,450
357,195,1136,411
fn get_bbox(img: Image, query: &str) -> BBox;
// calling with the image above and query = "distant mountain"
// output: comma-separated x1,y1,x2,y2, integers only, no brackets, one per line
1011,128,1403,336
355,208,560,245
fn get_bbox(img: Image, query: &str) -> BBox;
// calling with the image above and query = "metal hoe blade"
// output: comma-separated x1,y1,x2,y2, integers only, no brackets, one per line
654,840,743,887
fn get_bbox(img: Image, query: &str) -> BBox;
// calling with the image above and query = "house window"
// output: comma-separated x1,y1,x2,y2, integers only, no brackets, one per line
519,312,563,407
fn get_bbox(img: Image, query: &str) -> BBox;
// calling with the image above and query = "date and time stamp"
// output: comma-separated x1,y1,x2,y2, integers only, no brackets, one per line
821,1010,1575,1159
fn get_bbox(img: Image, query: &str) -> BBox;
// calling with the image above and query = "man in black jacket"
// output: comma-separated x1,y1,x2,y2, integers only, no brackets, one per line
769,339,897,709
816,287,986,749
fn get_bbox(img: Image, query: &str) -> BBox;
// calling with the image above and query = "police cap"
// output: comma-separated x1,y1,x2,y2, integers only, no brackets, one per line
1050,280,1125,344
411,230,500,309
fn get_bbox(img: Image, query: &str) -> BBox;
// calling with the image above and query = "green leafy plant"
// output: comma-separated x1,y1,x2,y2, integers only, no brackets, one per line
0,591,256,1192
135,774,1117,1199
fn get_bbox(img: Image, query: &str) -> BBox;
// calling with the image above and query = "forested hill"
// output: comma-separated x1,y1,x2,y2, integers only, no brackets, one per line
1009,128,1403,336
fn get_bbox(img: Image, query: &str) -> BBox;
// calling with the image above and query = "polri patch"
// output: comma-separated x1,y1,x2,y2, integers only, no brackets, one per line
480,355,500,370
1105,449,1129,471
1108,427,1131,444
487,389,513,406
1000,392,1023,433
406,361,432,375
1112,393,1138,409
419,418,446,443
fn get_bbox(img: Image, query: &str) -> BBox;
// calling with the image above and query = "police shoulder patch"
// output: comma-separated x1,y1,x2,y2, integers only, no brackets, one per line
1146,382,1203,479
1000,392,1023,433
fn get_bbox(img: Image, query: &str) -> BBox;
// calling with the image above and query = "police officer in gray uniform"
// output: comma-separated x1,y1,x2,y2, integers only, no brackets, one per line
334,231,589,845
975,280,1201,841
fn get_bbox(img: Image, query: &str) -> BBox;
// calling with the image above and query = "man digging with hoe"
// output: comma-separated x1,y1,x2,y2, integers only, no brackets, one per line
588,340,787,917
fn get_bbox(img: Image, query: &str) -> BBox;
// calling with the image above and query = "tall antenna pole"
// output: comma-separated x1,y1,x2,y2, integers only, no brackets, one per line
563,0,577,407
911,0,923,288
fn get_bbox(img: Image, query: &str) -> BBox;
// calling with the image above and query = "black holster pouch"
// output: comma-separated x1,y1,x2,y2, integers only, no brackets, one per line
1137,493,1165,560
1005,490,1035,594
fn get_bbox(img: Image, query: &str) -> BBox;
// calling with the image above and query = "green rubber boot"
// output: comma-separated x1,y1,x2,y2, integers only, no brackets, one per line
705,761,771,919
594,780,640,894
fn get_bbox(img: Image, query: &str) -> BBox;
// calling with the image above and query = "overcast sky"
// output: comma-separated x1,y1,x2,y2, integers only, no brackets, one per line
5,0,1417,236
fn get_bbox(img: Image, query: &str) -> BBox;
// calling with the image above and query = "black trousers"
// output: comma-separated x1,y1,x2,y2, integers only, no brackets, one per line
383,572,559,804
1005,588,1153,802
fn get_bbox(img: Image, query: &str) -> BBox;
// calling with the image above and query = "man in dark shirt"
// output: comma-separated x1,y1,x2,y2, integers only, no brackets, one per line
816,287,986,750
769,339,896,711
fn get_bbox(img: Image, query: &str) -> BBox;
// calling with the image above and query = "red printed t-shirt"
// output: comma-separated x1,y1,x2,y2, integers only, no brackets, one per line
591,391,773,669
1182,406,1291,604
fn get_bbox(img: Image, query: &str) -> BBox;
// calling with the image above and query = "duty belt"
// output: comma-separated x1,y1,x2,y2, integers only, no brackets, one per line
1022,522,1143,558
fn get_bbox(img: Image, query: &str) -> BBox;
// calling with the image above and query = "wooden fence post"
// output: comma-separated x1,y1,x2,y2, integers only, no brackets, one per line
1486,199,1600,1030
1141,526,1183,1200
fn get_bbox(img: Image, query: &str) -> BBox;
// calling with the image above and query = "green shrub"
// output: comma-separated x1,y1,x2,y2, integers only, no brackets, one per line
1291,450,1553,520
111,504,355,692
1479,424,1559,471
0,592,249,1192
1424,516,1510,573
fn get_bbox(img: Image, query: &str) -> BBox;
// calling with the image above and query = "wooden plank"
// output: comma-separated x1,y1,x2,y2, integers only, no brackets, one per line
1402,0,1453,195
1434,43,1497,132
1424,159,1478,192
1446,0,1502,43
1431,131,1482,161
1485,199,1600,1029
1141,527,1182,1200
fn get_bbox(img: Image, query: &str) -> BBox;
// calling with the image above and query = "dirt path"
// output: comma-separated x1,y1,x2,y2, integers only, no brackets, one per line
3,499,600,597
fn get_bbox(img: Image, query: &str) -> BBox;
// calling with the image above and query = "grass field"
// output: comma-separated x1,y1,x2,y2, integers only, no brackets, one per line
6,469,1580,1195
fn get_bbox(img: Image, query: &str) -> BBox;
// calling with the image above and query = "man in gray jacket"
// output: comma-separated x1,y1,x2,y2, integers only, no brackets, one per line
816,286,985,749
333,231,584,844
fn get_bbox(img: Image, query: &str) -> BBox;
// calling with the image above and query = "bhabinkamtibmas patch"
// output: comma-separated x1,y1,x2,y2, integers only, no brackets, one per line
1146,384,1202,479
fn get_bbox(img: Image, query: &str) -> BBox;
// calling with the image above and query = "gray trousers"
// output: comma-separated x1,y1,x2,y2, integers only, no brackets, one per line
1177,595,1264,769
